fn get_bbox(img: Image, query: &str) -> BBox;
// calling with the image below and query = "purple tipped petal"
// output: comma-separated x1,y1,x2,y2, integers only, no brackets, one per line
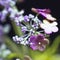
32,8,56,21
37,9,51,13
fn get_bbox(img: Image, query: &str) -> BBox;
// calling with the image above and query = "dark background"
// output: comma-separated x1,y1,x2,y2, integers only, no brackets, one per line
16,0,60,19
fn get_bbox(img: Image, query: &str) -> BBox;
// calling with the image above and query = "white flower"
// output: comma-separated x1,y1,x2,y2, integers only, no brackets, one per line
40,20,58,34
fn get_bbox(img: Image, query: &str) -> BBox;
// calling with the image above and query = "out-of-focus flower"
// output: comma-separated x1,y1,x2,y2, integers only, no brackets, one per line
3,24,11,34
0,44,11,58
40,20,58,34
0,9,8,22
14,15,24,24
10,10,24,25
29,34,49,51
0,24,10,44
10,9,24,19
31,8,56,21
0,0,16,8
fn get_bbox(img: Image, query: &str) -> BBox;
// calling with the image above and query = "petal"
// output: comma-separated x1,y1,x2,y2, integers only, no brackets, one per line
45,14,56,21
52,26,58,32
44,29,52,34
39,12,56,21
31,8,56,21
31,8,51,14
44,38,49,44
29,35,36,42
51,22,58,26
40,23,46,29
30,44,38,50
36,34,45,41
38,45,46,51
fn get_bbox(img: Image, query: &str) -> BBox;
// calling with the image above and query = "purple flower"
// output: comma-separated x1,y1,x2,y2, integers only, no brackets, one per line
24,15,29,22
0,9,8,22
31,8,56,21
29,34,49,51
21,26,28,33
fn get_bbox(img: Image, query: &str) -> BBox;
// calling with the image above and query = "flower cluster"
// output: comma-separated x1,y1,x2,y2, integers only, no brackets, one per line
12,8,58,51
0,0,58,52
